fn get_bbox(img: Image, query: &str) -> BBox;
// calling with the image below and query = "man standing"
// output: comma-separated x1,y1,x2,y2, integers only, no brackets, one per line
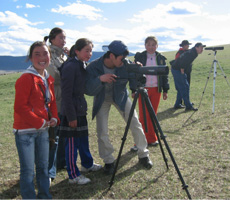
174,40,192,109
85,40,153,175
171,42,206,111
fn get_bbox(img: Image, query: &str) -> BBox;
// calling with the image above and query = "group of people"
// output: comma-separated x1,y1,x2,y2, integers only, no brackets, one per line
13,26,205,199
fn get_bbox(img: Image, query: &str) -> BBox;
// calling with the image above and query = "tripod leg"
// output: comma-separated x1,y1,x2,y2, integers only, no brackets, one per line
183,62,214,126
108,90,139,189
212,60,217,113
141,89,192,199
217,61,230,87
140,89,169,169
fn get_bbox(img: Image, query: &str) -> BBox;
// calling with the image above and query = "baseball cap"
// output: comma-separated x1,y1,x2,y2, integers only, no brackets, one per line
195,42,206,48
179,40,192,47
108,40,129,56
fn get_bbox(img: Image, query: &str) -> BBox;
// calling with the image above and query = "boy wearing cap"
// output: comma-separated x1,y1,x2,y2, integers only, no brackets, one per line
85,40,153,175
171,42,206,111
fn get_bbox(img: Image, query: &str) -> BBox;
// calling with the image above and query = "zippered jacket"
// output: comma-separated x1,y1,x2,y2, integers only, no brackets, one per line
13,66,59,132
134,50,169,93
85,56,137,119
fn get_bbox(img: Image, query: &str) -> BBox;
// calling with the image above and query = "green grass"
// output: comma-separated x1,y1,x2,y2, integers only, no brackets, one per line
0,45,230,199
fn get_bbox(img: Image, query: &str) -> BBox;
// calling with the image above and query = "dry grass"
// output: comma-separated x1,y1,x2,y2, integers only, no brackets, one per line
1,46,230,199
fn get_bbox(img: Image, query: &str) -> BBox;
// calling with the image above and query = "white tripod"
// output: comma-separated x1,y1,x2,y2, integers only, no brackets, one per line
183,47,229,126
199,48,230,113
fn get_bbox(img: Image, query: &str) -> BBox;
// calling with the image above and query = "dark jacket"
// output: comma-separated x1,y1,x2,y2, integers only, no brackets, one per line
175,48,192,74
60,57,87,122
85,56,137,119
134,50,169,93
172,47,198,71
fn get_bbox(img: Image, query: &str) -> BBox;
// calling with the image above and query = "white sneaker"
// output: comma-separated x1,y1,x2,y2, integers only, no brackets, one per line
130,145,138,152
81,163,102,172
68,175,91,185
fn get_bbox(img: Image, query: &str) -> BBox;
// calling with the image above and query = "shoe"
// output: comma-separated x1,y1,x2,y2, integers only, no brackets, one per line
148,141,159,147
139,157,153,169
103,162,115,175
49,177,54,187
81,163,102,172
174,104,185,109
69,175,91,185
185,107,198,111
130,145,138,152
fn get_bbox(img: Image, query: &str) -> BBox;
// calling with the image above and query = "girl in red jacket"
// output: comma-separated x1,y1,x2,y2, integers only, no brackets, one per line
13,41,59,199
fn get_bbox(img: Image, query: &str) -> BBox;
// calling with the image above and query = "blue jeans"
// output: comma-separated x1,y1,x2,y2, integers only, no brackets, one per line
15,130,52,199
171,68,193,109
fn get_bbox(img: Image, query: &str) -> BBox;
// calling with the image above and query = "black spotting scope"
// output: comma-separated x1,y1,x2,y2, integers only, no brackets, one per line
122,59,169,76
205,47,224,51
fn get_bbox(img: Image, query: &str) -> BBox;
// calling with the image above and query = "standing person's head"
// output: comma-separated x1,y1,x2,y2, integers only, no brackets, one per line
74,38,93,62
145,36,158,54
44,27,66,49
27,41,50,75
179,40,191,50
194,42,206,54
104,40,129,68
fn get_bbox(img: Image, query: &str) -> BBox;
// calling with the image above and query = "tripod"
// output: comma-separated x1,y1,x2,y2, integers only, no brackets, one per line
183,49,230,125
108,83,192,199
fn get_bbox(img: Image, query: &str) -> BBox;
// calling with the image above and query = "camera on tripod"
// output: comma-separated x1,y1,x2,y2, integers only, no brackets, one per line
122,58,169,76
205,46,224,51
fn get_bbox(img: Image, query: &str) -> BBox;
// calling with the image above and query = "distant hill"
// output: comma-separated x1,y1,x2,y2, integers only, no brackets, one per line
0,51,135,72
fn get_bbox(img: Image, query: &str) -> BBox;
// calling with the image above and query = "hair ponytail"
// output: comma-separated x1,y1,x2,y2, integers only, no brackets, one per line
44,36,49,43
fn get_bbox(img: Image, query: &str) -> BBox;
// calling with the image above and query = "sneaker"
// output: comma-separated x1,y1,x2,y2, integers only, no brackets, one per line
185,106,198,111
139,157,153,169
68,175,91,185
49,177,54,187
148,141,159,147
81,163,102,172
104,162,115,175
130,145,138,152
174,104,185,109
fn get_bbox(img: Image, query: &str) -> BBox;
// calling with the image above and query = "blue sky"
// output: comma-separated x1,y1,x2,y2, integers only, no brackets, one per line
0,0,230,56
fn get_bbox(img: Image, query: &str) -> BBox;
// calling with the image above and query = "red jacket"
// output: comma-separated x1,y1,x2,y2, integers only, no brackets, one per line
13,72,59,130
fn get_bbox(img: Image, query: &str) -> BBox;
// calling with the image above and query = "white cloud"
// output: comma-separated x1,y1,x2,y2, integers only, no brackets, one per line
86,0,126,3
25,3,40,9
55,21,65,26
51,2,103,20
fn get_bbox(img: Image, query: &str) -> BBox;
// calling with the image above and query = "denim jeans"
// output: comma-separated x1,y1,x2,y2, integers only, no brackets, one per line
171,68,193,109
15,130,52,199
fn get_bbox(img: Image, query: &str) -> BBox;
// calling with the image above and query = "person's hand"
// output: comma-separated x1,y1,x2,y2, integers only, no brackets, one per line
136,61,143,67
163,92,168,100
49,118,57,127
131,93,135,98
99,74,117,83
180,69,185,74
69,120,77,128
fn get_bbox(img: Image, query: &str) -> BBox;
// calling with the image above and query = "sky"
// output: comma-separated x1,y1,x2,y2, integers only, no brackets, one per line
0,0,230,56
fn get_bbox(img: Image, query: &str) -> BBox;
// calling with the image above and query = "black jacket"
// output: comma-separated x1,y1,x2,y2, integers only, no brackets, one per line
134,50,169,93
172,47,198,71
60,57,87,122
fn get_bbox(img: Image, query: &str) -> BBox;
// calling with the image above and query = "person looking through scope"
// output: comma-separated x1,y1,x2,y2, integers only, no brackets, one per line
171,42,206,111
85,40,153,175
130,36,169,151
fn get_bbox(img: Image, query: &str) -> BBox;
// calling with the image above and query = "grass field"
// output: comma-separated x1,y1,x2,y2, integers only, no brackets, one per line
0,45,230,199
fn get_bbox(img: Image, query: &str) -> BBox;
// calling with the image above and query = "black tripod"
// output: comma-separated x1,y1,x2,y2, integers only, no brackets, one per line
108,82,192,199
